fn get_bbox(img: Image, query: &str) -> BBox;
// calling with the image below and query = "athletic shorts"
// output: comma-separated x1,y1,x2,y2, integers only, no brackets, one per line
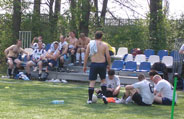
89,62,107,80
132,92,151,106
6,57,17,64
48,59,57,67
98,90,119,97
30,60,42,66
162,97,174,105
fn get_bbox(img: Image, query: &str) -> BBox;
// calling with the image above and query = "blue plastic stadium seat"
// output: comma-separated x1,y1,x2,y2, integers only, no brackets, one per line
144,49,155,59
123,61,137,71
137,62,151,72
157,50,168,60
170,50,180,61
45,43,51,51
111,60,124,71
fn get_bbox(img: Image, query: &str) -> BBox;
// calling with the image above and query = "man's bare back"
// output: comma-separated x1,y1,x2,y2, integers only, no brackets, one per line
90,40,107,63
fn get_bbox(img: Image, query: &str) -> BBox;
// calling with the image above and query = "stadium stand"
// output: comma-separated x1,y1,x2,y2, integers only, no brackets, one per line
161,56,173,68
112,47,128,59
157,50,168,60
137,62,151,72
148,55,160,66
123,61,137,71
111,60,124,71
134,54,146,65
144,49,155,59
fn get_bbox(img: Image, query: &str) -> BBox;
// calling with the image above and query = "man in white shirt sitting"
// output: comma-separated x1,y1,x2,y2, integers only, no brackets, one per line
25,40,46,79
96,69,121,97
152,75,177,105
116,74,154,106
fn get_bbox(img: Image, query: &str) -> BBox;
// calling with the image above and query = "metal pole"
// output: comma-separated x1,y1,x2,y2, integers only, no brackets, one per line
171,74,178,119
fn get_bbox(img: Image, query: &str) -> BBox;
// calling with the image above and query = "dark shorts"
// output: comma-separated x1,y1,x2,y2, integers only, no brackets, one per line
68,48,77,54
98,90,119,97
132,92,151,106
48,59,57,67
6,57,17,64
162,97,174,105
89,62,107,80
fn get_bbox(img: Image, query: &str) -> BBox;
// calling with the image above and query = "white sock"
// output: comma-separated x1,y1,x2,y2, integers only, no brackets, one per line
125,96,132,103
81,52,85,61
76,53,80,61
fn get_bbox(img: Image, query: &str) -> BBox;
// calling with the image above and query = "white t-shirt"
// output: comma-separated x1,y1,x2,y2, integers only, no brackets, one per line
106,75,120,89
179,44,184,51
155,79,177,101
32,48,46,60
59,41,68,51
132,80,154,105
32,43,46,50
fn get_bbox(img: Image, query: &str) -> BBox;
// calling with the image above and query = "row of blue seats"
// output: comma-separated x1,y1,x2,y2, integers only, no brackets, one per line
111,60,151,72
144,49,180,60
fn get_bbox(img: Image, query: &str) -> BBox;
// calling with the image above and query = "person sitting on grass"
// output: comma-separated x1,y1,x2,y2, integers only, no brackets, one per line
95,69,120,98
25,40,47,79
4,40,29,78
116,74,154,106
152,75,177,105
76,33,90,64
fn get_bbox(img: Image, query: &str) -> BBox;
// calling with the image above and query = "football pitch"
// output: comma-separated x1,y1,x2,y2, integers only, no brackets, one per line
0,79,184,119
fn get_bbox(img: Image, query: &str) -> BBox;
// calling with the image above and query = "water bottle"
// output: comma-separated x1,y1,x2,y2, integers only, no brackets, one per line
51,100,64,104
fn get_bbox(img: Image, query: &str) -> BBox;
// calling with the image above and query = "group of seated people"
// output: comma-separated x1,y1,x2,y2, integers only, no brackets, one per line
95,69,177,106
4,31,115,79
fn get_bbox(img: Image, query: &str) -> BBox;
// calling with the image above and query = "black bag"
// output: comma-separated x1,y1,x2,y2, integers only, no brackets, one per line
151,62,168,80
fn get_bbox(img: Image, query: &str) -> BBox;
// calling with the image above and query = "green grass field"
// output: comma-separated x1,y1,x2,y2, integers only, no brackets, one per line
0,78,184,119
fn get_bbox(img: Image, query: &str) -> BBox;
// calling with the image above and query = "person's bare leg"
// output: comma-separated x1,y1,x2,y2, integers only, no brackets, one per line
38,61,43,74
7,59,14,76
26,61,34,74
154,96,162,104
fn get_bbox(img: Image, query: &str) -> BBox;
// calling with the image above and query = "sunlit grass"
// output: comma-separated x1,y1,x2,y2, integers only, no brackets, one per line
0,78,184,119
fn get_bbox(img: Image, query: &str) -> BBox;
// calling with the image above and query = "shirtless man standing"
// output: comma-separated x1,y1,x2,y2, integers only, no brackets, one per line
68,31,78,65
4,40,29,78
83,31,111,104
76,33,90,64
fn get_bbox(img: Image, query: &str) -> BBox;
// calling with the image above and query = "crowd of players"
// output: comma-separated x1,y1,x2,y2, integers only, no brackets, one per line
4,30,177,106
4,31,114,79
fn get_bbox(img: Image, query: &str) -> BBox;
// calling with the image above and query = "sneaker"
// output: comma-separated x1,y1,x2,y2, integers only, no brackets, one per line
33,67,38,72
87,100,92,104
61,79,68,83
38,73,42,79
68,63,74,66
115,98,125,104
97,93,103,99
76,61,79,63
102,96,108,104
